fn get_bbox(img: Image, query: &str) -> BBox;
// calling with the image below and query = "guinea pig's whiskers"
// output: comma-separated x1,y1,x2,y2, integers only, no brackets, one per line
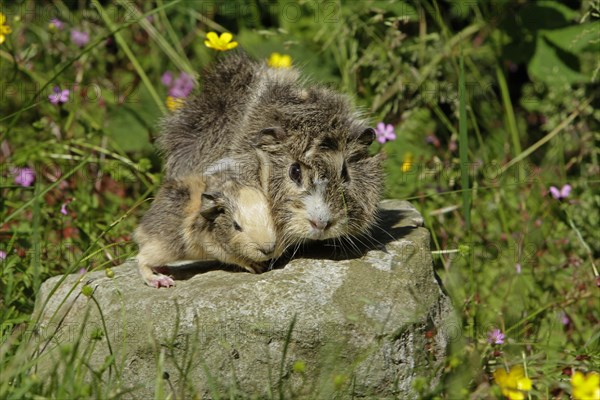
372,222,396,243
333,236,347,258
288,239,303,261
338,237,352,257
356,229,385,249
348,235,364,253
345,217,387,249
267,257,277,271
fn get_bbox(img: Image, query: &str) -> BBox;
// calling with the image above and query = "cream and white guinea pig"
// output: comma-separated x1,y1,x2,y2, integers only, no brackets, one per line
134,173,277,288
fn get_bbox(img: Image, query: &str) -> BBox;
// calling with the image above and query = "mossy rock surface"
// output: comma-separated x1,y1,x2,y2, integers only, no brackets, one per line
32,200,457,399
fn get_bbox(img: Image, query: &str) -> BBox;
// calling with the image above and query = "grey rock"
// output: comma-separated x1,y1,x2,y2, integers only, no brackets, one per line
31,200,457,399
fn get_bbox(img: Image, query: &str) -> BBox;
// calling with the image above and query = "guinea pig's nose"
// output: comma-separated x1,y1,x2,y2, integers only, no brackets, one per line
259,243,276,256
309,218,330,231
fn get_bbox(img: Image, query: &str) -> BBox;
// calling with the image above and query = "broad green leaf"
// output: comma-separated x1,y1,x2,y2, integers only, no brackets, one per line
501,0,580,64
104,84,160,153
105,106,155,153
528,36,588,85
519,1,579,29
543,21,600,53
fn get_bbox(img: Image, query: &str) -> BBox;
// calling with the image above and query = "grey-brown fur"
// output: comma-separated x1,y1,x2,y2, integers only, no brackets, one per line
159,51,383,251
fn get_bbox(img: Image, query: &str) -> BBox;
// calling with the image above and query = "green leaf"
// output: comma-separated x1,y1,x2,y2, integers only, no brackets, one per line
458,55,471,231
518,1,578,30
105,86,159,153
106,108,154,152
528,36,588,86
368,1,418,21
543,21,600,53
501,1,580,64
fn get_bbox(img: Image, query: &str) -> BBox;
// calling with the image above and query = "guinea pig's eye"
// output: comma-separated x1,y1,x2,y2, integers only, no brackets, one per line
289,163,302,185
233,221,243,232
341,162,350,183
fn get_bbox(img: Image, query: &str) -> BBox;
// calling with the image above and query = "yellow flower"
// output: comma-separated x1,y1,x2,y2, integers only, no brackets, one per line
204,32,238,51
493,366,532,400
267,52,292,69
0,12,13,45
572,371,600,400
166,96,185,111
401,152,413,172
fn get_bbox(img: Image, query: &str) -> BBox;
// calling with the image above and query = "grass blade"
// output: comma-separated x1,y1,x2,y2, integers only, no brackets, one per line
30,182,42,291
496,65,522,158
278,314,297,400
93,0,167,114
499,98,592,175
458,55,471,231
118,0,195,76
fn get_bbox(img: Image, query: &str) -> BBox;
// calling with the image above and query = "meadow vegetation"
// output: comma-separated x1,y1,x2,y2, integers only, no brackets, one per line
1,0,598,398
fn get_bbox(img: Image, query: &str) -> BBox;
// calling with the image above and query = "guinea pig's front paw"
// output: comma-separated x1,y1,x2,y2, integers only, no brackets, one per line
148,273,175,288
246,261,270,274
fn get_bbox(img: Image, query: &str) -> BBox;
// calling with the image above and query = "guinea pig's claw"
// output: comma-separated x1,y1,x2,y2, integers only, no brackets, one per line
249,261,268,274
150,274,175,288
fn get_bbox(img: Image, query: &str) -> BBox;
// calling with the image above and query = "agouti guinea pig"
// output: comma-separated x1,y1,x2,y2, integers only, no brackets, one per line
159,52,382,254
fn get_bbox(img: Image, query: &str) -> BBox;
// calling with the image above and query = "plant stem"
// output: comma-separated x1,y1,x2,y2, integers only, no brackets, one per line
495,65,521,158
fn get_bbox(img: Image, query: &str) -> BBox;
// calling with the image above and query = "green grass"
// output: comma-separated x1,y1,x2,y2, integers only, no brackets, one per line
1,0,598,398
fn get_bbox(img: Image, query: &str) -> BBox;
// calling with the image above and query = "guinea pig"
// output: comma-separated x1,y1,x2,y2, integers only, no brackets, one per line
134,173,277,288
159,51,382,255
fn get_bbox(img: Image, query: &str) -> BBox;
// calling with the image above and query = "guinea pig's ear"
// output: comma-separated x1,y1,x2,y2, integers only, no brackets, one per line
253,126,286,147
200,192,224,221
349,127,376,146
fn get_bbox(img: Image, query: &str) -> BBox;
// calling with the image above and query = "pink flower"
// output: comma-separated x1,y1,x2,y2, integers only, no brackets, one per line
549,184,571,200
50,18,65,30
10,167,35,187
162,71,194,108
487,328,505,345
161,71,173,87
515,263,522,274
559,311,570,326
60,198,73,216
49,86,70,104
448,140,458,152
71,29,89,47
0,250,6,260
168,72,194,98
425,134,440,147
375,122,396,144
